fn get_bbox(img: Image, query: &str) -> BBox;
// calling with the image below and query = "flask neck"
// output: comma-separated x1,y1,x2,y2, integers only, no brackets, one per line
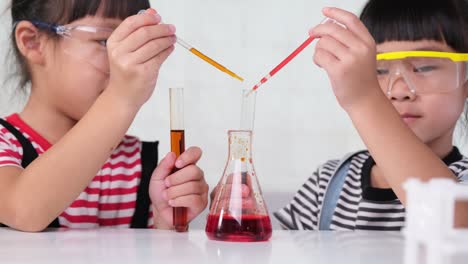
228,130,253,161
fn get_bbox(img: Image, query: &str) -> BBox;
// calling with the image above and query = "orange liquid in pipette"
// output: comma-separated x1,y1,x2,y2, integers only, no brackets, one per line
190,48,244,82
141,9,243,82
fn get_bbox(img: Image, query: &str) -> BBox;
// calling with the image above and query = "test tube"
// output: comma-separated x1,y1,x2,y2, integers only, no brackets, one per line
240,89,257,131
170,87,188,232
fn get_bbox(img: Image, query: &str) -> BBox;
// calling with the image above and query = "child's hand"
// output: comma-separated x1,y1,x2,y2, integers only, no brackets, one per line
105,10,176,109
310,7,381,111
149,147,209,229
210,174,255,211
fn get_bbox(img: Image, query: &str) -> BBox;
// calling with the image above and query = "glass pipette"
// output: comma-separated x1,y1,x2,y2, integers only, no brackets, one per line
175,38,244,82
139,9,244,82
245,36,317,97
246,18,344,96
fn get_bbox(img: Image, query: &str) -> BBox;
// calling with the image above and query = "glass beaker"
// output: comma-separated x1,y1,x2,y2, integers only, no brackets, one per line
206,130,272,242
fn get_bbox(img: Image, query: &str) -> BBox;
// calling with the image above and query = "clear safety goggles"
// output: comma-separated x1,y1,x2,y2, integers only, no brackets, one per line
376,51,468,96
23,20,113,74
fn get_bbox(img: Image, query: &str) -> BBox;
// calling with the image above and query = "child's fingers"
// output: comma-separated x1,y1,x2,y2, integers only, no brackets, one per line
119,24,176,54
145,8,158,15
228,184,251,198
175,147,203,169
213,183,251,199
164,165,204,187
222,172,252,185
168,194,208,210
151,152,176,181
138,45,175,74
315,35,349,61
310,22,360,51
127,36,176,65
215,197,256,210
109,13,161,44
151,45,175,69
314,47,339,70
164,181,209,201
322,7,375,46
210,184,219,201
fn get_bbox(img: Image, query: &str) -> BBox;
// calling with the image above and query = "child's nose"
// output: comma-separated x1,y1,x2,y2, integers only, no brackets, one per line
387,71,417,102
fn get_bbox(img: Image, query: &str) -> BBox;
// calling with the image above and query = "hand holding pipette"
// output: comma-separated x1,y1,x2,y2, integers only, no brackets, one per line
246,17,345,96
139,9,244,82
311,7,378,110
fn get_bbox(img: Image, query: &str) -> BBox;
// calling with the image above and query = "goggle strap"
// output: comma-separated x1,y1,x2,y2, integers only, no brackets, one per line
30,20,59,33
377,51,468,62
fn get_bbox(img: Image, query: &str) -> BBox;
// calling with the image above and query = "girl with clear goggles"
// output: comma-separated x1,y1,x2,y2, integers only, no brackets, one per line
376,51,468,96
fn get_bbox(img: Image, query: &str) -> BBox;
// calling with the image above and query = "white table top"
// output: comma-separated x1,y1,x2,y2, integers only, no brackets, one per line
0,228,463,264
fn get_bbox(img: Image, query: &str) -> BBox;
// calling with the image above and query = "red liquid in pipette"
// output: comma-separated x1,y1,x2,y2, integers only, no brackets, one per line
251,36,317,92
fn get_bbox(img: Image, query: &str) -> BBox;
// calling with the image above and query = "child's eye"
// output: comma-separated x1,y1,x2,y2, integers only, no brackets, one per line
96,39,107,47
376,68,389,75
414,65,437,73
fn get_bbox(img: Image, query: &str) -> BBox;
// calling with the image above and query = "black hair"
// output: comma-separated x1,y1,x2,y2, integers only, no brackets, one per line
9,0,150,89
360,0,468,52
360,0,468,134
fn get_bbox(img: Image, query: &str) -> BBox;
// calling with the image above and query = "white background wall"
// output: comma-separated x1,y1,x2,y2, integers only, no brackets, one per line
0,0,466,198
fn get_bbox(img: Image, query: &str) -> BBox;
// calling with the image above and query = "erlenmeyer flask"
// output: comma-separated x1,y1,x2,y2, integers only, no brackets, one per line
206,130,272,242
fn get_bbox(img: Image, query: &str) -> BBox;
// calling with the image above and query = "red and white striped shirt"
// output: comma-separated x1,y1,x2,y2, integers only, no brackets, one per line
0,114,153,228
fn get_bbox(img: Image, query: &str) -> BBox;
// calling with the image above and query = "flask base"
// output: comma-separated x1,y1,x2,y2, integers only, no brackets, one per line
205,214,272,242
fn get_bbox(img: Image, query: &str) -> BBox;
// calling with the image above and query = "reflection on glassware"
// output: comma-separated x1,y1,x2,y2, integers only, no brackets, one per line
206,130,272,242
204,238,272,264
240,89,256,131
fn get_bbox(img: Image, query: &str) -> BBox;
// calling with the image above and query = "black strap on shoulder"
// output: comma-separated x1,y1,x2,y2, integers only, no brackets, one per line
0,118,60,228
1,118,159,228
130,141,159,228
0,119,38,168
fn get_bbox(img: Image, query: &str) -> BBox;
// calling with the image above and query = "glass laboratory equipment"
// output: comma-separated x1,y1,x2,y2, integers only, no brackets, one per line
170,87,188,232
206,90,272,242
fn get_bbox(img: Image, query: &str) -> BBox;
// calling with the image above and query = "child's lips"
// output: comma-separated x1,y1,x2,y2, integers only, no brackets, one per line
400,113,422,122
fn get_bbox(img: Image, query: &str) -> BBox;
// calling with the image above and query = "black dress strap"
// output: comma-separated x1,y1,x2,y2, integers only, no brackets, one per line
130,141,159,228
1,118,159,229
0,119,38,168
0,118,60,228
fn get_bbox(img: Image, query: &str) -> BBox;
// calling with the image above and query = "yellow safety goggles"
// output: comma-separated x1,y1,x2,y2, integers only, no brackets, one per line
376,51,468,95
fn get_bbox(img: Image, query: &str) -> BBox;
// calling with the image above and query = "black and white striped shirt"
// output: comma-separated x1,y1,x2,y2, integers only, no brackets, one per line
274,147,468,231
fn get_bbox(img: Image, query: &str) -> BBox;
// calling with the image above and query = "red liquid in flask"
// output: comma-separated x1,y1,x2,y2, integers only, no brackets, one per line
205,214,272,242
